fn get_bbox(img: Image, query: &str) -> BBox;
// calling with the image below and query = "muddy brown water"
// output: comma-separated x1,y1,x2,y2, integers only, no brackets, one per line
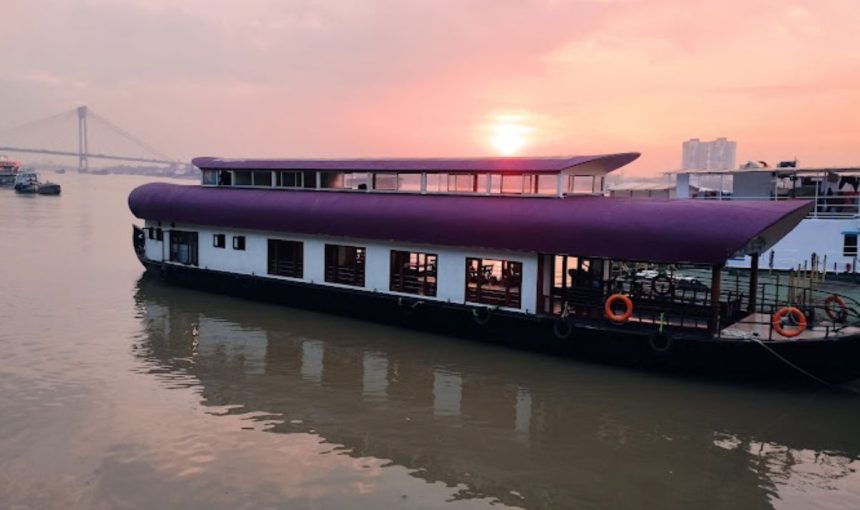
2,174,860,509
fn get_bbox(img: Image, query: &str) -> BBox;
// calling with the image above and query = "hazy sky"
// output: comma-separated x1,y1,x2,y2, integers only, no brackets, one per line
1,0,859,174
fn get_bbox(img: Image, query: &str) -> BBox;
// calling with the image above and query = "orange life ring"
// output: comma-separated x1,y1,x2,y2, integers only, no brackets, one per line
823,295,849,322
772,306,807,338
605,294,634,323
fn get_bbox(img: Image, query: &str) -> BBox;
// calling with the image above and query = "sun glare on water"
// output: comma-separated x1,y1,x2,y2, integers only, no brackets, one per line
486,115,532,156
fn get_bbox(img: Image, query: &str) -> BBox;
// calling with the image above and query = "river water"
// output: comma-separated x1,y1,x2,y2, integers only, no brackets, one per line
2,174,860,509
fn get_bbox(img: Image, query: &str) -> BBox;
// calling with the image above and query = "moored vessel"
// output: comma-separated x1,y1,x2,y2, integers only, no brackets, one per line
13,170,61,195
0,157,20,187
128,153,860,384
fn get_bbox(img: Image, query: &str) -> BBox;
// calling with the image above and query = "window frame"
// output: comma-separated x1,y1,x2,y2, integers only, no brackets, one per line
324,244,366,287
168,230,199,266
844,234,858,257
233,235,246,251
267,239,304,279
389,250,438,296
213,233,226,248
465,257,523,308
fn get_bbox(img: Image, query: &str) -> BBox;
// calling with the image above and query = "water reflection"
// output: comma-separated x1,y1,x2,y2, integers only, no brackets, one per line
133,275,860,509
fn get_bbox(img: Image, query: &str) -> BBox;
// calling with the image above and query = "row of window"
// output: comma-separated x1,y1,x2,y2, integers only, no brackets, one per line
165,231,522,307
213,233,246,250
202,169,604,196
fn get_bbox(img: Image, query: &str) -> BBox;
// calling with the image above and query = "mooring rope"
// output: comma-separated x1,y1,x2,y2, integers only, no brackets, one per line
749,336,837,389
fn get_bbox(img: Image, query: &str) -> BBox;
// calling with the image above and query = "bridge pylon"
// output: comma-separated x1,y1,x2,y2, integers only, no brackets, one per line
77,105,88,172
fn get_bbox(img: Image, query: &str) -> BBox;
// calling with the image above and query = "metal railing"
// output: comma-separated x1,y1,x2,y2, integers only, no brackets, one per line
691,193,860,219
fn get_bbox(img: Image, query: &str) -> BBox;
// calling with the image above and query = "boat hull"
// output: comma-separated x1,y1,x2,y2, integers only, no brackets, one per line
135,254,860,386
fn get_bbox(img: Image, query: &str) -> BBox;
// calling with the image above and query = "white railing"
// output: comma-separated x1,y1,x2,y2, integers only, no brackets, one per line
691,193,860,219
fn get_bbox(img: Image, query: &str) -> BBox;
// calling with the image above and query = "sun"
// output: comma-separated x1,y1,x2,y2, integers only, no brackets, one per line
487,115,531,156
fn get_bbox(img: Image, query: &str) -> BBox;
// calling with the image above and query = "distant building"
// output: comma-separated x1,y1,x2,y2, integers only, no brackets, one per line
682,138,737,171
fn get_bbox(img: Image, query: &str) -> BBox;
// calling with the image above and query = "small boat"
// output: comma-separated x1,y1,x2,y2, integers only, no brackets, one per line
37,181,61,195
13,171,39,194
0,157,20,188
14,171,61,195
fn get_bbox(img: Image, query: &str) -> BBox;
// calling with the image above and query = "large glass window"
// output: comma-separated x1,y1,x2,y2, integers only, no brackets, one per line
568,175,595,195
344,172,370,190
253,171,272,187
374,173,397,191
425,173,449,193
268,239,303,278
234,171,252,186
325,244,366,287
202,170,217,185
217,170,232,186
277,171,302,188
397,174,422,192
390,250,437,296
465,258,522,308
168,230,198,266
448,174,477,192
537,174,559,195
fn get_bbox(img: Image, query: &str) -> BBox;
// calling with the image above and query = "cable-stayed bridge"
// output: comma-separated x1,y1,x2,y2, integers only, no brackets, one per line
0,106,185,171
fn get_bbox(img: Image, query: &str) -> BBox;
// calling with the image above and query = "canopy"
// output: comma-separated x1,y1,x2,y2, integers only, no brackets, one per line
129,183,811,265
191,153,640,175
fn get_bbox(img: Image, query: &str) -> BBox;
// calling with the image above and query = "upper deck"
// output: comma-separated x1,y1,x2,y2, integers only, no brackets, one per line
193,153,640,197
673,166,860,219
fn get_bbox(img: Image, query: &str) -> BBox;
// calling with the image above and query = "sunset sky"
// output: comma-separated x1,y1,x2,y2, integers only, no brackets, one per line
1,0,859,174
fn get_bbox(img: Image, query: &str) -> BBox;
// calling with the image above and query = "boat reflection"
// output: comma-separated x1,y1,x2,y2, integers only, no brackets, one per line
133,276,860,509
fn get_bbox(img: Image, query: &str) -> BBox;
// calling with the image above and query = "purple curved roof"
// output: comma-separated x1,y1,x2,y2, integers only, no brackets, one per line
191,153,640,174
129,184,811,264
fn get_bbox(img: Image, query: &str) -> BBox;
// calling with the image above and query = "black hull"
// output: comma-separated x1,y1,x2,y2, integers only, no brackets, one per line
137,256,860,386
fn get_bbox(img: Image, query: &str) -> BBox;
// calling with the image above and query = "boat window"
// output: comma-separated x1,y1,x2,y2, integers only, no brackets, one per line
233,236,246,251
320,172,344,189
500,174,537,194
398,174,422,192
537,174,558,195
168,230,198,266
325,244,365,287
425,173,449,193
390,250,437,296
277,171,302,188
344,172,370,190
465,257,522,308
234,172,252,186
202,170,217,185
302,171,317,189
217,170,232,186
568,175,594,195
253,171,272,187
213,234,226,248
844,234,858,257
374,173,397,191
268,239,303,278
489,174,503,194
448,174,476,193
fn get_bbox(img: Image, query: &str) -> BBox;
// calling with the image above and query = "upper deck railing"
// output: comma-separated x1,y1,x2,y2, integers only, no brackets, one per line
690,193,860,219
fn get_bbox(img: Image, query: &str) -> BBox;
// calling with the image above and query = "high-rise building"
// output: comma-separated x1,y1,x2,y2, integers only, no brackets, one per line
681,138,737,171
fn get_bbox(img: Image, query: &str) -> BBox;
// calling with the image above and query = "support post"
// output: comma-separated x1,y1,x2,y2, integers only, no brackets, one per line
748,253,759,314
709,264,722,335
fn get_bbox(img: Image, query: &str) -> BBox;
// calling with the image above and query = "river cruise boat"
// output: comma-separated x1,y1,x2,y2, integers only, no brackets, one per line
0,157,20,187
672,166,860,273
128,154,860,384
